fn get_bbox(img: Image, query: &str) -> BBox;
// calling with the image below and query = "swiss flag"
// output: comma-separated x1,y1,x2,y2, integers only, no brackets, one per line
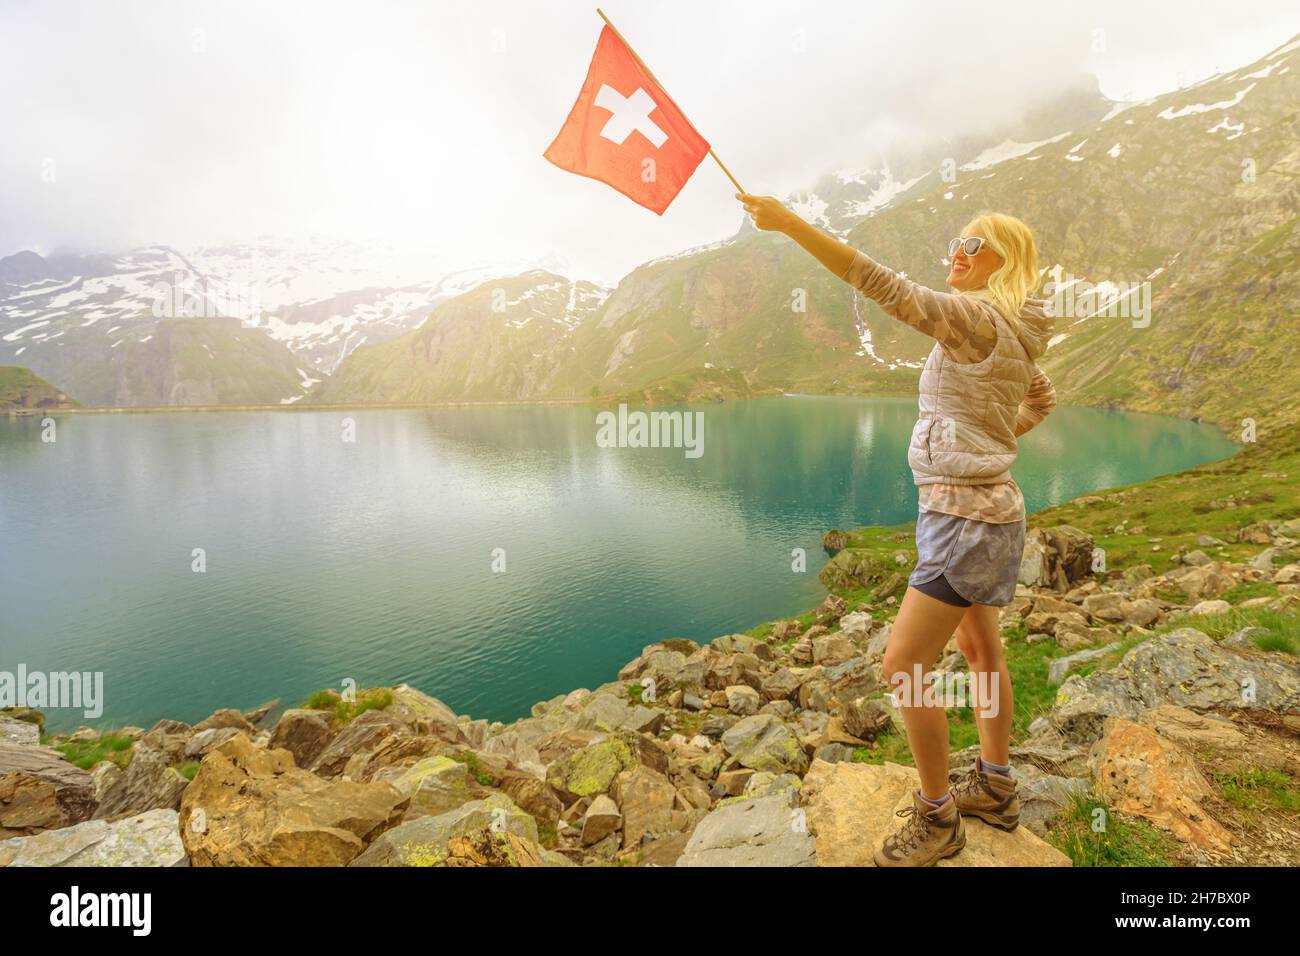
544,25,710,215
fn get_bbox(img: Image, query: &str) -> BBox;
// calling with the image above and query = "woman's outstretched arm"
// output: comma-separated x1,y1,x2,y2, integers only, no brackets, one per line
737,192,856,275
736,193,998,364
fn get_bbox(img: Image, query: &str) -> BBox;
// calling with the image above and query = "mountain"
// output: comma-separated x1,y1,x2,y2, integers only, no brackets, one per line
784,75,1114,236
311,270,610,403
0,238,551,407
838,33,1300,431
6,35,1297,421
0,366,79,410
319,77,1117,407
329,35,1300,432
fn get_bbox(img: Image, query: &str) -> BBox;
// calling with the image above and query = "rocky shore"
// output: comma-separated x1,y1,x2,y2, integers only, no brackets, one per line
3,512,1298,867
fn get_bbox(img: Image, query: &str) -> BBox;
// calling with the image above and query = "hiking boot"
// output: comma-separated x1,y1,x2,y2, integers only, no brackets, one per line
873,791,965,867
951,757,1020,830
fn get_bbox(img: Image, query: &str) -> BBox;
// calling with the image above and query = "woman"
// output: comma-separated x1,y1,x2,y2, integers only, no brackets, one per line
738,193,1057,867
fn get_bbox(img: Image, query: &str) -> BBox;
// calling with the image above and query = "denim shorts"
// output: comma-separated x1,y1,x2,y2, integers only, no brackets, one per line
907,508,1026,607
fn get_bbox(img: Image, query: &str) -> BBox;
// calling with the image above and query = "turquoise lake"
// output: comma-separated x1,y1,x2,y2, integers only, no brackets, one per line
0,396,1238,732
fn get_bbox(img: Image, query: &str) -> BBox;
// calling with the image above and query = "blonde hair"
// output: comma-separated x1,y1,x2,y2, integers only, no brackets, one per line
959,211,1039,330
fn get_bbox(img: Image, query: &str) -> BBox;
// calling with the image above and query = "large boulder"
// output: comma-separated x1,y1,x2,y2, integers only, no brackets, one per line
610,765,681,849
388,685,467,743
91,747,187,819
581,794,621,845
721,714,809,776
1019,526,1094,591
183,728,241,759
676,787,815,867
818,548,906,597
0,717,40,747
1137,563,1235,603
137,719,193,763
579,693,663,735
179,733,407,866
193,709,255,734
339,733,448,783
308,708,408,778
350,793,549,867
268,709,333,768
546,734,638,804
0,808,185,867
761,668,809,703
618,646,706,695
377,755,474,819
0,742,96,837
1135,705,1246,753
1090,718,1234,858
1052,628,1300,745
799,759,1070,867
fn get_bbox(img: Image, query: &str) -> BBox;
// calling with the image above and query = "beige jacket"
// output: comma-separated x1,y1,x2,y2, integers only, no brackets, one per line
840,250,1056,489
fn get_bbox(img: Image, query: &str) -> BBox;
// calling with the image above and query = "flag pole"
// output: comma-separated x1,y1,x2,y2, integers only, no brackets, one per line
595,7,746,194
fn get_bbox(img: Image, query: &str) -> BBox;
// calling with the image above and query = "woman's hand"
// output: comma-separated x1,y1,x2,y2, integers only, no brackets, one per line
737,193,801,234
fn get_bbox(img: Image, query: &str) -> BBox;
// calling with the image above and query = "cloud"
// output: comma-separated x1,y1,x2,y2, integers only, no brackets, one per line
1,0,1296,283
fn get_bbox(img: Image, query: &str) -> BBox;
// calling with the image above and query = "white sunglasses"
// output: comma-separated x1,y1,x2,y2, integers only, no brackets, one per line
948,236,988,258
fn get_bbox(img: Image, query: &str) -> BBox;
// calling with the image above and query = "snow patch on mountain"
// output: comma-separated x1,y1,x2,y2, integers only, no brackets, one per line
1158,83,1256,120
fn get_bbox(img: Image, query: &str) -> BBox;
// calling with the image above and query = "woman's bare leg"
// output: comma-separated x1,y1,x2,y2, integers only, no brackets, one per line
881,586,970,798
954,603,1013,765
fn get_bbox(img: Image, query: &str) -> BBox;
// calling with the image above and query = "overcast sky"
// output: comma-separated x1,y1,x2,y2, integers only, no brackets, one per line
2,0,1297,283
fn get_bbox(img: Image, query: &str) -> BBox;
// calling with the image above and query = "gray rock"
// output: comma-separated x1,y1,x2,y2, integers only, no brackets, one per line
812,632,855,665
92,747,187,819
698,715,738,739
1249,548,1278,571
812,743,856,763
821,655,879,702
350,793,539,866
742,772,802,801
676,792,815,867
1052,628,1300,744
581,694,663,735
725,685,761,716
376,755,472,819
720,714,809,776
681,692,707,712
839,611,874,639
760,668,807,702
866,623,892,660
1048,647,1113,685
0,808,185,867
183,727,240,759
0,718,40,747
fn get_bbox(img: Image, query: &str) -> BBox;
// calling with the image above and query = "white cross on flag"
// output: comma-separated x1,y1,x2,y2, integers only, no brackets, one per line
544,24,710,214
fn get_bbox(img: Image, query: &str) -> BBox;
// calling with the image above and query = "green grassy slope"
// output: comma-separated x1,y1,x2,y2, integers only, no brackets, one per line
0,366,79,410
